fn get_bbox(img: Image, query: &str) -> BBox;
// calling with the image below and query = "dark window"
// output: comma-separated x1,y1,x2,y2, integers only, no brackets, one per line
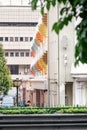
15,52,19,57
36,89,40,107
10,37,13,42
30,37,33,41
10,52,14,57
25,37,28,42
5,37,8,41
27,65,30,69
24,65,30,74
9,65,19,74
20,52,24,57
0,22,38,27
20,37,23,41
0,37,3,41
5,52,9,57
25,52,29,57
23,88,26,105
15,37,18,41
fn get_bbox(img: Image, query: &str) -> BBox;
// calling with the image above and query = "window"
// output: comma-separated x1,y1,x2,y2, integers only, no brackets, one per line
0,22,38,27
24,65,30,74
25,37,28,42
10,37,13,42
0,37,3,41
25,52,29,57
9,65,19,74
27,65,30,70
10,52,14,57
15,52,19,57
20,52,24,57
30,37,33,41
20,37,23,42
15,37,18,42
5,37,8,41
5,52,9,57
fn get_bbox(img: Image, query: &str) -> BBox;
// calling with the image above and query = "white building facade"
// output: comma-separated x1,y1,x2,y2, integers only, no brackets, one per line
1,1,87,107
0,2,47,107
48,3,87,106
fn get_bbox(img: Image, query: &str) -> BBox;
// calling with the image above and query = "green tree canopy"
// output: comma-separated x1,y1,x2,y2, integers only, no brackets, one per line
0,44,12,95
31,0,87,65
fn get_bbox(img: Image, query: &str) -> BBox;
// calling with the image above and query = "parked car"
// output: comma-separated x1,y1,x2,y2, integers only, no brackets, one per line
2,96,14,107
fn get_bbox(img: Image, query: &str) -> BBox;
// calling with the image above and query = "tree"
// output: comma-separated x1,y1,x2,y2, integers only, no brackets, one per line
31,0,87,65
0,43,12,95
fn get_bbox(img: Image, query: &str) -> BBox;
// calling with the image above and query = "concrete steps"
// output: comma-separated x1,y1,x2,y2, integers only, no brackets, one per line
0,114,87,129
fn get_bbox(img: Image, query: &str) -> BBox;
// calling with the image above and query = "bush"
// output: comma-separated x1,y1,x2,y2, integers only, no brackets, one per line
0,106,87,114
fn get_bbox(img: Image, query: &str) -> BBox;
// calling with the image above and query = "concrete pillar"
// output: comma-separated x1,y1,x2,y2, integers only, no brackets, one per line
74,81,86,106
60,83,65,106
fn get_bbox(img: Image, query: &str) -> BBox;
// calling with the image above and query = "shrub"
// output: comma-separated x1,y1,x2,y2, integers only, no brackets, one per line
0,106,87,114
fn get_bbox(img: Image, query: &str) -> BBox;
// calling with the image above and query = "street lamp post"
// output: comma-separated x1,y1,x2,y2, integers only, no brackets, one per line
13,78,22,106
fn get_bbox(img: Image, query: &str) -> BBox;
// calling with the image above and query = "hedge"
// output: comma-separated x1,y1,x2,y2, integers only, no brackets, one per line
0,106,87,114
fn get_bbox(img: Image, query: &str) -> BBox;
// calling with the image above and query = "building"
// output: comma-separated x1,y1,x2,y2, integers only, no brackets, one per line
48,3,87,106
71,62,87,106
47,4,75,106
1,1,86,107
0,1,47,107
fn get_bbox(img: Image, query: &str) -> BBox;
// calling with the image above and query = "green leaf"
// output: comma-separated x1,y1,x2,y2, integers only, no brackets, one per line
52,22,58,31
52,19,64,34
31,0,38,10
69,0,74,6
57,0,63,3
60,7,67,15
75,43,81,58
64,17,69,25
80,0,86,4
71,0,79,6
41,7,44,15
46,1,51,10
59,21,64,30
62,0,67,4
81,29,87,38
52,22,59,34
52,0,56,6
57,0,67,4
63,14,73,25
68,14,73,21
60,7,71,15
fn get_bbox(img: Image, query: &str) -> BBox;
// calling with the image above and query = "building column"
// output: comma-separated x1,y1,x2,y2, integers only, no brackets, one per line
74,80,86,106
60,83,65,106
32,89,36,106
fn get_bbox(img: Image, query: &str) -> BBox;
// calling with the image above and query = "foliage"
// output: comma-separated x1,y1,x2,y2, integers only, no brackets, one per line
31,0,87,65
0,43,12,95
58,107,87,113
0,106,87,114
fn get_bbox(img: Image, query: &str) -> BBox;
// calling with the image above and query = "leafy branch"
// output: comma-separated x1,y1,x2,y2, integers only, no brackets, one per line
31,0,87,65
